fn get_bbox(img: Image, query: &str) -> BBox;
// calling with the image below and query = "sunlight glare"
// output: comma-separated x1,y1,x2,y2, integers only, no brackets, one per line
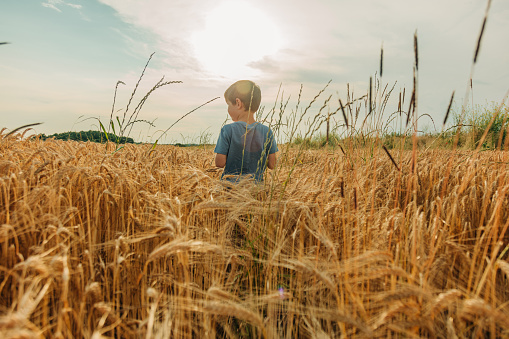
192,1,281,77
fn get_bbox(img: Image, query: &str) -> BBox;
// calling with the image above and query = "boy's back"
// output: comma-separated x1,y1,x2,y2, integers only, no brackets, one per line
214,80,278,182
215,121,277,182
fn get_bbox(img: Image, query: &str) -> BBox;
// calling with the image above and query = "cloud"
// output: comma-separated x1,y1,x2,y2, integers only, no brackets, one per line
67,3,82,9
97,0,207,71
248,56,281,74
41,2,61,12
90,0,509,132
41,0,82,12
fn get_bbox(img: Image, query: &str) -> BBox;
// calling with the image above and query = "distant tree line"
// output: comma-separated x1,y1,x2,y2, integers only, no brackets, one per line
37,130,134,144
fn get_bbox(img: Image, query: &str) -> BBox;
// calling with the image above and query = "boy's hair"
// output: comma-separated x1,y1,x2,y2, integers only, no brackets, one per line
224,80,261,112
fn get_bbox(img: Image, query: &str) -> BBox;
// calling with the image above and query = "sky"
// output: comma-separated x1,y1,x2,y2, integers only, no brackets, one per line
1,0,508,144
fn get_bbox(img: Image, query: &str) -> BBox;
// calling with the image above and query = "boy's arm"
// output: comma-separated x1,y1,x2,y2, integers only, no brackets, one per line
215,153,227,168
267,129,278,170
214,126,229,168
267,153,276,170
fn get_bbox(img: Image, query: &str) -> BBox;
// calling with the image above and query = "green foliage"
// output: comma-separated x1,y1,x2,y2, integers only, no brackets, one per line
292,133,342,149
382,132,410,149
453,102,509,149
38,130,134,144
288,102,509,151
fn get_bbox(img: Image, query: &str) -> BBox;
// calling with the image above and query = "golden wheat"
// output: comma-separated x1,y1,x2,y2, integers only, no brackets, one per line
0,134,508,338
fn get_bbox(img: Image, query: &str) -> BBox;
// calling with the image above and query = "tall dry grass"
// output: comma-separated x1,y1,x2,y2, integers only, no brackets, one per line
1,131,508,338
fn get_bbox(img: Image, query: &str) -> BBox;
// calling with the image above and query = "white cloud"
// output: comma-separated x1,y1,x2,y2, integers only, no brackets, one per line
41,2,62,12
98,0,208,72
97,0,508,123
28,0,508,137
67,4,82,9
41,0,82,12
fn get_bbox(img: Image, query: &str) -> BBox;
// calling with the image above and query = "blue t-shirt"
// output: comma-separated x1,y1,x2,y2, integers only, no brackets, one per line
214,121,278,182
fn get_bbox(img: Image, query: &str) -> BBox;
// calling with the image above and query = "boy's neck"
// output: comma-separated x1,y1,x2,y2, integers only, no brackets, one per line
237,112,257,124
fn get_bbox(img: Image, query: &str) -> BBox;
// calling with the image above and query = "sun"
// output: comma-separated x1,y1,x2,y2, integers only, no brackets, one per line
191,1,282,78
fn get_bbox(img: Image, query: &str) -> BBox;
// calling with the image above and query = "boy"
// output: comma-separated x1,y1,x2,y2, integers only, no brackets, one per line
214,80,278,183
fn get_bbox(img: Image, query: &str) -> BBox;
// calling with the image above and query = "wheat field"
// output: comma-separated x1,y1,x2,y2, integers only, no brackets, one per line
1,134,508,338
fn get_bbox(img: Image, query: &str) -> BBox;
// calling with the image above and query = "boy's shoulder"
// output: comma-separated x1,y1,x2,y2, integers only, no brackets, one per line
255,122,274,135
223,121,270,129
221,122,274,138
